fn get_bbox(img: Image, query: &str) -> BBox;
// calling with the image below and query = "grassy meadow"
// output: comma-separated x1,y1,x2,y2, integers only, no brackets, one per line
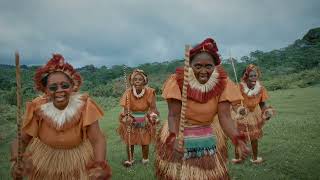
0,86,320,179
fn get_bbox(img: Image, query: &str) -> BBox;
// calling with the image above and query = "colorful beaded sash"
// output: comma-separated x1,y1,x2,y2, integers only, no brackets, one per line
132,112,146,128
183,125,217,159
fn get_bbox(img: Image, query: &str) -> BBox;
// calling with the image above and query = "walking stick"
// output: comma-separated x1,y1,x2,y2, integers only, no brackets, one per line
176,45,191,179
15,52,23,180
229,52,251,158
123,65,133,163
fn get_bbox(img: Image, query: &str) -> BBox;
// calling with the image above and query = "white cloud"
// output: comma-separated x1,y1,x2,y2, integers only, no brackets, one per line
0,0,319,67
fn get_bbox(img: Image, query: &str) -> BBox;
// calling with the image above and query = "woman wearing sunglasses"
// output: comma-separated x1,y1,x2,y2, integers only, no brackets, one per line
10,54,111,180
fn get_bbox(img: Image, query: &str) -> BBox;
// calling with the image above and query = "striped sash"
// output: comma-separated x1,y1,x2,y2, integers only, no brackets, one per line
132,112,146,128
183,125,217,159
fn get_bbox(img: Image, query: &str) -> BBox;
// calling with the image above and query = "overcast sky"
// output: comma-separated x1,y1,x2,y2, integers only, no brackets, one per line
0,0,319,67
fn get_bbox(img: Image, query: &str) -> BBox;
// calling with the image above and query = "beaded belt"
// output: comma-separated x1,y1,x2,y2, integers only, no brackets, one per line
132,112,146,128
183,125,217,159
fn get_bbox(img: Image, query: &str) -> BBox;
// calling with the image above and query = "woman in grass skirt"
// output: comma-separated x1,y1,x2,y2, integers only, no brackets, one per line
117,69,159,167
10,54,111,180
232,64,274,164
155,38,250,180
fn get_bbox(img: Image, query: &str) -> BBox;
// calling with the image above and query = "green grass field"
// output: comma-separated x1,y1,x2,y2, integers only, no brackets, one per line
1,86,320,179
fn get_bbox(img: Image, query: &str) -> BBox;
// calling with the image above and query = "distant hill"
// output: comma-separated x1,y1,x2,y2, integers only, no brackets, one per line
0,27,319,104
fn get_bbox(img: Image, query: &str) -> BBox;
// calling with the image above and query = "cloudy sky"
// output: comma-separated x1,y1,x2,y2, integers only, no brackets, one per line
0,0,319,67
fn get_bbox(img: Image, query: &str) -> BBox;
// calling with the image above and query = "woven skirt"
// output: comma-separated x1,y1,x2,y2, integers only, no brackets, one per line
26,138,94,180
118,112,156,145
235,106,264,140
155,119,228,180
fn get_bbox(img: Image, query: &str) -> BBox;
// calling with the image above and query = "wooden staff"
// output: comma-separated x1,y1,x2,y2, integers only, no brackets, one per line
229,52,252,155
15,52,23,180
176,45,191,179
123,64,132,163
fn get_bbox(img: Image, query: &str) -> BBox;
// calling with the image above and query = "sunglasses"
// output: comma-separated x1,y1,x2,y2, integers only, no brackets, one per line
48,82,71,92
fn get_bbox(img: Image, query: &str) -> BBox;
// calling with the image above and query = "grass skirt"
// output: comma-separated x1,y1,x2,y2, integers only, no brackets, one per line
26,138,94,180
117,114,156,145
235,106,264,140
155,119,228,180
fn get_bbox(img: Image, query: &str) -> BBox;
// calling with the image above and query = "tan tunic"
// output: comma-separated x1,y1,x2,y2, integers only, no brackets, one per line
241,85,269,111
162,74,243,125
237,83,269,140
22,94,104,148
120,87,156,112
156,74,243,180
118,87,157,145
21,94,104,180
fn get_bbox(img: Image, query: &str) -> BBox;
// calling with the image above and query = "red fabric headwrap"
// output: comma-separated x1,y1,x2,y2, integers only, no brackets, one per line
242,64,261,81
34,54,82,93
189,38,221,65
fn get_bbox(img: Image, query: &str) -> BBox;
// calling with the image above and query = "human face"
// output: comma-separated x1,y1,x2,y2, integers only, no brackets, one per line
190,52,215,84
46,72,73,110
133,74,145,91
247,70,258,88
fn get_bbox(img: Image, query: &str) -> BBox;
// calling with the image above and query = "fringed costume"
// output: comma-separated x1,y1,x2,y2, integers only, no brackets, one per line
232,64,274,164
235,81,269,140
117,69,159,165
156,65,243,180
13,54,110,179
23,94,104,179
117,87,158,145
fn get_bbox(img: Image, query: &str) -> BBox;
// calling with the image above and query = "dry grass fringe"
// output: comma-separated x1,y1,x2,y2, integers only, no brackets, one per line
155,121,229,180
27,138,93,180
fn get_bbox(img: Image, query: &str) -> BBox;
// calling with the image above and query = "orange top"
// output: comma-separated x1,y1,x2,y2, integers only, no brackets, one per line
241,85,269,111
22,94,104,149
120,87,156,112
162,75,243,125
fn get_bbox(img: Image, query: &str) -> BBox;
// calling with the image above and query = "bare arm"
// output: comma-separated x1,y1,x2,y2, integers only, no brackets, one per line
259,101,273,120
87,121,106,161
167,99,181,134
218,101,250,158
218,101,238,138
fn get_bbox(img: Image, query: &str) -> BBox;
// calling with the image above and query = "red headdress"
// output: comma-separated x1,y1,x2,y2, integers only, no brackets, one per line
242,64,261,81
189,38,221,65
174,38,226,103
34,54,82,93
129,69,148,86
